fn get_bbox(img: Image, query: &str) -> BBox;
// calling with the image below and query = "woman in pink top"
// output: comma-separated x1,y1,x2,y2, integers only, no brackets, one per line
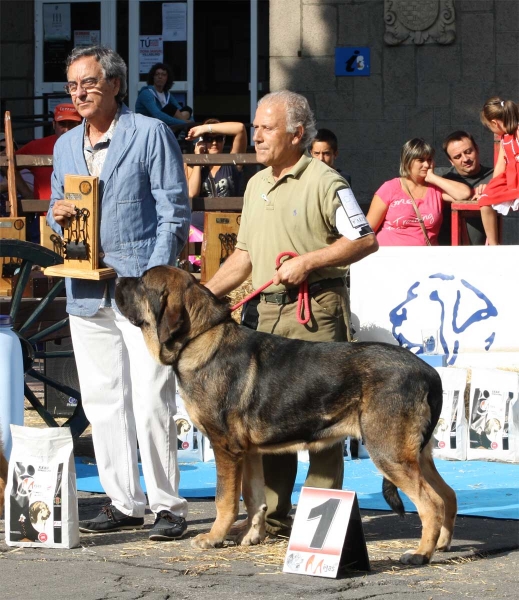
366,138,471,246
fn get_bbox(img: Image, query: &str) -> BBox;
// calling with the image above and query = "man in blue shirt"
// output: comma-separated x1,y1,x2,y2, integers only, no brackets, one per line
48,46,191,540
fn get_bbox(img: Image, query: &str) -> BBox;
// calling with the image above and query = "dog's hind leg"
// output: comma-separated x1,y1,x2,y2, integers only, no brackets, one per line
191,449,243,549
419,443,457,552
371,453,445,565
233,453,267,546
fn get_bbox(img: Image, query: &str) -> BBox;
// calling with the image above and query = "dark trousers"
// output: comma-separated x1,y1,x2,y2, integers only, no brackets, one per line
257,286,350,529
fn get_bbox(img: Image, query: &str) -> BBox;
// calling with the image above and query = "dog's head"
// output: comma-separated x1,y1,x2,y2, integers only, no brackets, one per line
29,501,51,524
115,265,231,365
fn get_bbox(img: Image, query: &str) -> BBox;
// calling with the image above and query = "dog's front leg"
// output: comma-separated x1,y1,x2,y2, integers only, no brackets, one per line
191,448,243,549
231,453,266,546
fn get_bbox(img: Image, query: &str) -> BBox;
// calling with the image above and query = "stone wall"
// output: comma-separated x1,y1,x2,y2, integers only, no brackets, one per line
270,0,519,205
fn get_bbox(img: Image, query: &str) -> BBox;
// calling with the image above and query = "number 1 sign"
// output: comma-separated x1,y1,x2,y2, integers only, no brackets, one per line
283,487,370,578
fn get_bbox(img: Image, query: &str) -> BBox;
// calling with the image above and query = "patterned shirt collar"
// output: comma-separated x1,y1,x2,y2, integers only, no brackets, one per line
83,106,121,177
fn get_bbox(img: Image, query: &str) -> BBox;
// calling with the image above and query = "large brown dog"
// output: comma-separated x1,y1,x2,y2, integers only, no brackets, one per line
115,266,457,565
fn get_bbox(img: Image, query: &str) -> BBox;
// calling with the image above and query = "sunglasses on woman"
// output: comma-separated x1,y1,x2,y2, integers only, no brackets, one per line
202,135,225,144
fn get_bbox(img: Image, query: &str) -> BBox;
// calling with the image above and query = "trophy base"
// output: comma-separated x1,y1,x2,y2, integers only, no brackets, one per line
43,264,117,280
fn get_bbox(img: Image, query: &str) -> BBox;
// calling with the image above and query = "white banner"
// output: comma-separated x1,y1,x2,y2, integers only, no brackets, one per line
350,246,519,370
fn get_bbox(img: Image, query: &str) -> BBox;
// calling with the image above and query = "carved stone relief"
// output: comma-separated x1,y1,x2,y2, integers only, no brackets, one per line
384,0,456,46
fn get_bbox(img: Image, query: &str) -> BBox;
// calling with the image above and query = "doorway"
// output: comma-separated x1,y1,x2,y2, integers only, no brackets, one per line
193,0,269,124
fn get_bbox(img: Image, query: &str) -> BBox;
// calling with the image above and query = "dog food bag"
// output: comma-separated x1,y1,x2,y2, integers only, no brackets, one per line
203,436,215,462
433,368,468,461
175,384,204,462
467,369,519,463
5,425,79,548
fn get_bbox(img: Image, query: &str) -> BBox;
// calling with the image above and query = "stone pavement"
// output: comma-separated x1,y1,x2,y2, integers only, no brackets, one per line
3,417,519,599
1,489,518,600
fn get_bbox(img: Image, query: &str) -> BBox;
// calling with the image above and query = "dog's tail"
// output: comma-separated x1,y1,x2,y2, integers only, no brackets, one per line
382,477,405,517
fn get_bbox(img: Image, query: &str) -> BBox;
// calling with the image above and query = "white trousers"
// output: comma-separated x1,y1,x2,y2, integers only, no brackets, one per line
70,308,188,519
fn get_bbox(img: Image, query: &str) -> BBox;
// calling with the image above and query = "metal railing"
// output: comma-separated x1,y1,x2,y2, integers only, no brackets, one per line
0,93,70,133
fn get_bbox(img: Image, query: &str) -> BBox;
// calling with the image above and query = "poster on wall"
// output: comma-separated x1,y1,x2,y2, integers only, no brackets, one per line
350,246,519,370
139,36,164,74
162,2,187,41
74,30,100,48
43,3,71,41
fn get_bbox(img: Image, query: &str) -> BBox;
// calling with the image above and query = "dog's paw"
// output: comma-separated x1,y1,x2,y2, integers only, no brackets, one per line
228,518,249,537
239,530,263,546
231,505,267,546
436,538,452,552
399,551,430,565
191,533,224,549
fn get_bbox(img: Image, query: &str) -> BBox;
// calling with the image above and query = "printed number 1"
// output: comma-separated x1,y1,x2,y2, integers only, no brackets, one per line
307,498,341,549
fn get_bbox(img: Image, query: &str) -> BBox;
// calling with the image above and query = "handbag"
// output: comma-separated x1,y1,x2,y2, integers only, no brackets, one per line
400,178,432,246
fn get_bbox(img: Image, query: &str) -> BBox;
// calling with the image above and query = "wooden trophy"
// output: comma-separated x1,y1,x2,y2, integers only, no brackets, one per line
44,175,116,280
201,212,241,283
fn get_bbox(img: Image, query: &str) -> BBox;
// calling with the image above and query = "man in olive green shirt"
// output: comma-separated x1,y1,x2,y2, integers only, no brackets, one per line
206,90,378,534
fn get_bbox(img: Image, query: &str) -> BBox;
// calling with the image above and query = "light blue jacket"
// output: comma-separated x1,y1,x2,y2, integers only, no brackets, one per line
48,105,191,317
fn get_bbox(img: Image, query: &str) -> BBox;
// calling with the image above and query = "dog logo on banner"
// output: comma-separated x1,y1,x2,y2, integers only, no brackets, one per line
389,273,498,365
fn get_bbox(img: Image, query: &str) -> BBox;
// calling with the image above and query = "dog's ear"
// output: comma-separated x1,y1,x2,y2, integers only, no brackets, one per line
157,292,185,344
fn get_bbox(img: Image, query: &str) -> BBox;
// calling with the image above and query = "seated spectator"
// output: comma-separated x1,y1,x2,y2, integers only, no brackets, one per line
477,97,519,245
310,128,351,184
184,119,247,231
17,103,82,201
366,138,471,246
14,103,81,242
436,130,492,245
135,63,193,134
184,120,247,197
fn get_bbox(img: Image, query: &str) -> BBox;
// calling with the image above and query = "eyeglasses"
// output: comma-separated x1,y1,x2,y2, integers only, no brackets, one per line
64,77,103,95
203,135,225,144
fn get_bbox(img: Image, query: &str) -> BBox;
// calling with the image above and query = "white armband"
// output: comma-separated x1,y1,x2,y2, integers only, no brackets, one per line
335,187,374,240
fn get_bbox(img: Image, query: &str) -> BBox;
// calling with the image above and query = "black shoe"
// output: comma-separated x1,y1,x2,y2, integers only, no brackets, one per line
79,503,144,533
149,511,187,541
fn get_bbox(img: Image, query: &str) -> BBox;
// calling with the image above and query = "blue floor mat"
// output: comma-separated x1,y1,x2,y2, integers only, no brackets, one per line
75,457,519,520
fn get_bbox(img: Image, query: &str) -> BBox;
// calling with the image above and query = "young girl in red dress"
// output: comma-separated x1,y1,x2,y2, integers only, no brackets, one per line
478,97,519,244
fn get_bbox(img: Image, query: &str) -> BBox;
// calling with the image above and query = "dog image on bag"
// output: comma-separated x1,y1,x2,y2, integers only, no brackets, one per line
115,266,458,565
10,463,40,542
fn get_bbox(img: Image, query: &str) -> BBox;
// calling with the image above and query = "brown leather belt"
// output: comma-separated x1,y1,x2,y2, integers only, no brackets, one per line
260,278,345,305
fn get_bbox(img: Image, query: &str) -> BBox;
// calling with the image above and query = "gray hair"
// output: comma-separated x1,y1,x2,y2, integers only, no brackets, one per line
399,138,435,177
66,46,127,103
258,91,317,148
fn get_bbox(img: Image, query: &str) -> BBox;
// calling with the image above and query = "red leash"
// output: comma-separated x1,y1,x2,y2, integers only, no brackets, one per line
231,251,310,325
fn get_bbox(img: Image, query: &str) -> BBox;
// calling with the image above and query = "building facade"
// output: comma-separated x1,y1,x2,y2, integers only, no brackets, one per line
1,0,518,204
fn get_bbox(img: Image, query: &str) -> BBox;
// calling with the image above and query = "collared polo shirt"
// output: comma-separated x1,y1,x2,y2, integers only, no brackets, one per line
236,154,351,292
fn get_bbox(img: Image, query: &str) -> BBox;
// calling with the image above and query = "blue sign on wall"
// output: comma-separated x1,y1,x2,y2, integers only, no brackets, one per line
335,47,370,77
